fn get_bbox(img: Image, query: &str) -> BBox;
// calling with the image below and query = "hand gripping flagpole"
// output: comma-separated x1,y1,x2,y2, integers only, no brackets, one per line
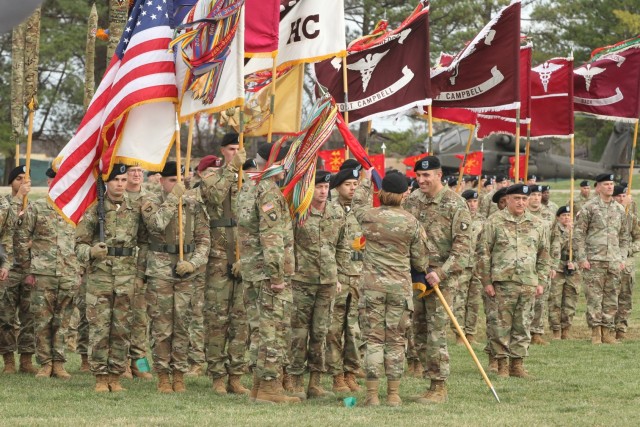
456,125,475,193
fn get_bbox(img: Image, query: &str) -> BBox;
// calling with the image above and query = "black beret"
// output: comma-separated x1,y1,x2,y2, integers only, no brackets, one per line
146,170,159,177
106,164,128,182
242,159,257,171
541,185,551,191
556,205,571,217
414,155,440,172
461,189,478,200
613,185,626,197
257,142,289,162
505,184,530,196
494,174,507,183
492,187,508,203
160,161,184,177
382,173,408,194
529,174,537,180
463,176,477,183
8,165,26,184
580,180,589,187
447,177,458,187
330,168,359,189
45,168,56,179
483,178,494,187
340,159,362,171
529,185,542,193
595,173,615,184
220,132,239,147
315,170,331,185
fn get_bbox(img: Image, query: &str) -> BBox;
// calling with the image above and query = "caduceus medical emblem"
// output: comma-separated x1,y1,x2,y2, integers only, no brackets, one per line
575,64,605,92
348,50,390,92
532,62,563,93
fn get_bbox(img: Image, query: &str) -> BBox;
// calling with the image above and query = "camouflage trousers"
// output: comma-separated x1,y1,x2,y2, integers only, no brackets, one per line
325,275,361,376
289,281,336,375
0,270,35,355
74,275,90,355
529,279,550,334
204,257,247,378
129,277,148,360
249,280,292,381
188,273,205,365
452,268,481,336
86,271,135,375
490,281,535,359
412,274,454,381
583,261,621,330
548,271,580,331
146,277,194,374
615,265,635,333
405,322,419,362
32,274,78,365
482,290,499,356
244,280,260,370
360,289,412,380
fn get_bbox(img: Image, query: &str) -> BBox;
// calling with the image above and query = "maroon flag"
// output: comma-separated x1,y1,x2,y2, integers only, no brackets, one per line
530,57,574,138
431,0,521,111
314,5,431,124
574,37,640,122
475,44,531,139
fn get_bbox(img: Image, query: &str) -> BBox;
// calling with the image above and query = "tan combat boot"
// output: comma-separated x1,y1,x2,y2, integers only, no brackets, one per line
497,358,509,378
19,353,38,374
95,374,109,392
228,374,249,394
412,360,424,378
332,373,350,393
561,326,571,340
80,354,90,372
353,368,366,379
108,374,126,392
173,371,186,392
530,333,549,346
344,372,361,392
509,358,530,378
465,334,476,344
362,380,380,406
616,330,626,341
282,371,294,393
36,362,53,379
552,329,561,340
591,326,602,345
488,354,498,373
249,372,260,402
416,380,448,404
601,328,619,344
157,372,173,393
307,372,335,399
255,379,301,404
121,363,133,380
289,374,307,400
185,363,203,377
211,376,228,394
386,380,402,407
455,334,465,346
2,353,16,374
52,361,71,380
131,360,153,380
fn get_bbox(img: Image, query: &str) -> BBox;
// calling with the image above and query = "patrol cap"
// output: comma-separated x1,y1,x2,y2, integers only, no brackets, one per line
556,205,571,217
505,184,530,196
106,164,128,182
613,185,626,197
340,159,362,171
594,173,615,185
580,180,589,187
414,155,440,172
220,132,239,147
461,189,478,200
242,159,257,171
257,142,289,162
529,185,542,193
315,170,331,185
494,174,507,183
8,165,26,184
330,168,359,189
382,173,408,194
491,187,508,203
45,168,56,179
197,155,222,172
160,161,184,177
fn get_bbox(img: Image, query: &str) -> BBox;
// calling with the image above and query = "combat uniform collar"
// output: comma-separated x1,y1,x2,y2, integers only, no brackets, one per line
502,209,532,223
420,185,447,204
106,193,132,210
309,204,327,217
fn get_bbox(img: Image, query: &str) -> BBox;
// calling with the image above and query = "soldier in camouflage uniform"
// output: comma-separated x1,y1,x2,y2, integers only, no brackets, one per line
140,161,210,393
612,186,640,340
567,181,591,217
0,165,37,375
573,173,629,345
476,184,551,378
75,164,148,392
404,156,471,404
352,171,429,407
452,189,483,344
325,167,364,393
237,143,300,404
541,185,559,215
199,133,250,394
478,175,508,218
288,171,350,400
548,206,580,340
16,168,80,379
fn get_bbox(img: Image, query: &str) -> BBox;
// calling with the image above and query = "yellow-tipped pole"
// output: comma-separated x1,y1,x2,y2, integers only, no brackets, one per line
184,118,195,181
456,126,475,193
175,116,184,262
569,134,575,261
524,122,531,182
514,108,521,182
626,119,639,215
427,104,434,153
342,56,350,157
22,98,36,211
236,111,245,261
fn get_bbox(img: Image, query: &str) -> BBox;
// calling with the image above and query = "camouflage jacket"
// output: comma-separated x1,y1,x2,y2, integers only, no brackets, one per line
332,198,364,277
200,165,239,259
478,189,497,218
353,179,429,297
292,202,349,285
466,211,484,271
550,222,571,272
572,196,629,263
543,200,559,216
237,178,294,284
0,195,16,270
404,186,471,280
16,198,79,277
75,193,148,278
6,194,27,270
528,206,554,231
475,209,551,288
141,189,210,279
567,193,591,217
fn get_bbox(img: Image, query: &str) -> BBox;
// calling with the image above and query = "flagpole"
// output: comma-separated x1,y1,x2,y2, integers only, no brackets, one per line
342,56,350,157
175,116,184,262
22,98,35,211
524,122,531,182
456,125,474,193
84,3,98,110
427,104,434,153
236,111,245,261
11,22,26,168
626,119,640,214
267,55,278,143
514,108,521,182
184,118,195,182
569,134,575,261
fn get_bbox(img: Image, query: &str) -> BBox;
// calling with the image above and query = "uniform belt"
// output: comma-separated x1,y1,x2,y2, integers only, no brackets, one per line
351,252,363,261
211,218,236,228
106,247,135,257
149,243,195,254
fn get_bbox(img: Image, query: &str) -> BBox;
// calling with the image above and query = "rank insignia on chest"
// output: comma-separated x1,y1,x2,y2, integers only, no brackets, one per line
461,222,469,231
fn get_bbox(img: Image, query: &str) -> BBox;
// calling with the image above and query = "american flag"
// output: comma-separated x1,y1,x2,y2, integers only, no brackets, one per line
49,0,178,224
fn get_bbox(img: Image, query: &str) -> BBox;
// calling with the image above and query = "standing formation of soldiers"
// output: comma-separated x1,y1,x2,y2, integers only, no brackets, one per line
0,145,637,406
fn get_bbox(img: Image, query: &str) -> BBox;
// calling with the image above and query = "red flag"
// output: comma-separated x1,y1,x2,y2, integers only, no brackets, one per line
455,151,483,175
403,152,428,177
369,154,386,177
475,44,532,139
431,1,521,111
318,149,346,173
244,0,279,57
574,36,640,123
508,155,526,179
430,106,477,127
530,57,574,138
